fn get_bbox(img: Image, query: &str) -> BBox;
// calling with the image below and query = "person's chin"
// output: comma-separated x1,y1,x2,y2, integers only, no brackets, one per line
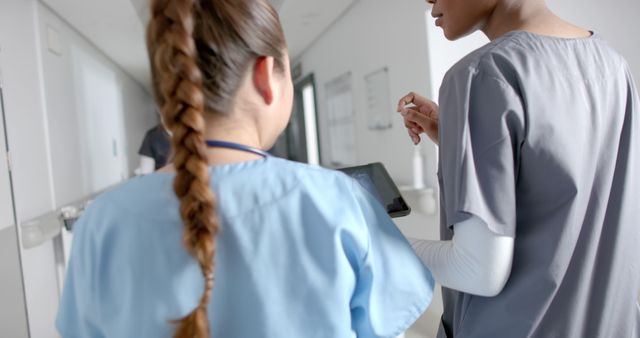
443,26,475,41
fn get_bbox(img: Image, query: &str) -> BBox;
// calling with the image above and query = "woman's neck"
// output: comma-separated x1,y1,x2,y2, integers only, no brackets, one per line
482,1,590,41
202,122,266,165
158,119,267,173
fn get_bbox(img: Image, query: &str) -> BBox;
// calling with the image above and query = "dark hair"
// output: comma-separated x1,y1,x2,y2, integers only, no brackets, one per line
146,1,286,337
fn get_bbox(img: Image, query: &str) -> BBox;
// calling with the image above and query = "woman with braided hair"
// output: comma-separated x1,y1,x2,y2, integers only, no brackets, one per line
56,1,434,337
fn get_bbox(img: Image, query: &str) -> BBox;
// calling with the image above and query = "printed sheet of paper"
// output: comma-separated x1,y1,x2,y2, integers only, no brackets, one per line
325,72,356,166
365,67,392,130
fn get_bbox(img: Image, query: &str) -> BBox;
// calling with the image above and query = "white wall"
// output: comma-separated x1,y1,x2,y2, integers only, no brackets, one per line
425,16,487,101
0,1,60,337
0,77,30,337
0,80,14,233
0,226,29,338
295,0,438,190
0,1,156,337
37,3,156,206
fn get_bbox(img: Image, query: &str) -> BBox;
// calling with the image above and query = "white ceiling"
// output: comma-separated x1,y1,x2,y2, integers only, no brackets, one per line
41,0,358,92
278,0,357,60
41,0,151,89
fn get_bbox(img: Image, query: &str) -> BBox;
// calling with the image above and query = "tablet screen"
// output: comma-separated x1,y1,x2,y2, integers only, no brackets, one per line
338,162,411,218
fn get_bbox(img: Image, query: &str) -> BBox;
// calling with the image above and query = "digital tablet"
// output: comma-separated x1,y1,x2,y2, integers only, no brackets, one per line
338,162,411,218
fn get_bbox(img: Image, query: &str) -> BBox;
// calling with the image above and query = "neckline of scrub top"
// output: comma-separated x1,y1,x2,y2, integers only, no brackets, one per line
150,156,272,178
502,30,599,43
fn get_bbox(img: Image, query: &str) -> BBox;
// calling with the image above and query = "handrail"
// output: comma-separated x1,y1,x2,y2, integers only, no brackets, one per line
20,190,103,249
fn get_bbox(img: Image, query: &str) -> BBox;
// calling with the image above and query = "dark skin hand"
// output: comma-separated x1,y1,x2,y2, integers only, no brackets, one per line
397,92,440,145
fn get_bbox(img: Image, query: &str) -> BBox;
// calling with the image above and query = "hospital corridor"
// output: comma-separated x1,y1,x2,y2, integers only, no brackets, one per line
1,0,639,337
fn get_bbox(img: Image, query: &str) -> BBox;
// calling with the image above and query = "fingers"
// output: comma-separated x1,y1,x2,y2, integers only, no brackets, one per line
397,95,438,146
408,128,421,145
402,108,438,123
404,108,440,145
401,108,437,131
397,91,430,112
404,119,423,135
410,98,439,121
404,120,424,144
397,92,419,112
402,111,424,145
422,102,439,120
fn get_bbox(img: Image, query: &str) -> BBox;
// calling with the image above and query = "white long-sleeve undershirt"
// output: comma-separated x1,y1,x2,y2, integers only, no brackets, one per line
409,216,514,297
134,156,156,176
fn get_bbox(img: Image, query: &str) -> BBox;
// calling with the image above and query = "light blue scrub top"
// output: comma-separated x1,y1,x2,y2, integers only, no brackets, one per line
57,157,434,338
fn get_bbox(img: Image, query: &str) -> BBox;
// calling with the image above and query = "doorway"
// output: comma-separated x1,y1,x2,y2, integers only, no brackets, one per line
270,74,321,165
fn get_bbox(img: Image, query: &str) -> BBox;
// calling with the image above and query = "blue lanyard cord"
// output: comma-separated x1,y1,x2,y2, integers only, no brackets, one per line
205,140,271,158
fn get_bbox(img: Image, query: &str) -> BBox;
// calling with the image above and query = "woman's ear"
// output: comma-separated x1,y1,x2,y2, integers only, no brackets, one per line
253,56,275,105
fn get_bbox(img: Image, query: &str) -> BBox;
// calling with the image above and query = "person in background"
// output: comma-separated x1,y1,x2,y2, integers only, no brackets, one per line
398,0,640,337
56,0,434,337
134,118,171,175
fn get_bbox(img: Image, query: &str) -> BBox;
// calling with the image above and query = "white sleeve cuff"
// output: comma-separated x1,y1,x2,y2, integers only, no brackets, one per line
134,156,156,176
409,215,514,297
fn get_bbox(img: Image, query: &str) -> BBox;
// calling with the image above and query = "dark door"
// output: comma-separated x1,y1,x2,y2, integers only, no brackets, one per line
270,74,321,164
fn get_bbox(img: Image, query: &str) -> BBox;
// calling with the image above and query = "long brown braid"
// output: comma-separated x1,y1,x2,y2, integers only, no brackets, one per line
147,0,216,337
146,0,287,337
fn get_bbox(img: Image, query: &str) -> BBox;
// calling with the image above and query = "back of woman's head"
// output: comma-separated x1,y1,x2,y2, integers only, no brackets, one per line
146,1,286,337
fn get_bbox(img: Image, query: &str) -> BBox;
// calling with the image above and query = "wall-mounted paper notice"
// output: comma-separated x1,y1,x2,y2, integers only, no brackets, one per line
365,67,392,130
325,72,356,167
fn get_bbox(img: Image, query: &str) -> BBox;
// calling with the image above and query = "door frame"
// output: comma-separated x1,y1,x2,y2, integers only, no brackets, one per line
291,73,322,164
0,68,31,337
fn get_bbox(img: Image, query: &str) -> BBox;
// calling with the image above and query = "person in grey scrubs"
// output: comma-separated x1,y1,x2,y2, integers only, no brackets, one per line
397,0,640,337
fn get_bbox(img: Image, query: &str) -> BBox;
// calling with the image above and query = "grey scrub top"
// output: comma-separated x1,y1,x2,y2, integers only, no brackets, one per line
436,31,640,338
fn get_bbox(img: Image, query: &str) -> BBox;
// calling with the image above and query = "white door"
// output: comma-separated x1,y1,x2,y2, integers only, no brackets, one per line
0,69,30,338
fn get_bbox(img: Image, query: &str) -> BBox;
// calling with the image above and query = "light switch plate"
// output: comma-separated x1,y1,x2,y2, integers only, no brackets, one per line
47,25,62,56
